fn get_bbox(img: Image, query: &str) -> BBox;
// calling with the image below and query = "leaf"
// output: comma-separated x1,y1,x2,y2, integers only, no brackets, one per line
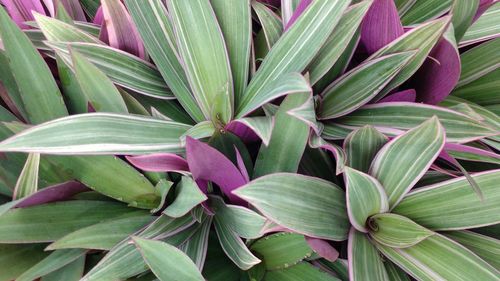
214,215,261,270
181,121,215,143
319,51,416,119
1,0,46,29
179,216,212,270
0,6,68,124
250,232,313,270
348,229,389,281
13,152,40,199
166,0,233,123
253,92,310,177
369,117,445,208
252,0,283,52
240,0,350,115
16,249,86,281
0,244,48,281
233,173,349,240
133,237,205,281
401,0,452,25
0,113,191,154
444,230,500,270
41,255,85,281
455,37,500,88
71,50,128,113
227,116,274,146
452,68,500,106
210,195,266,239
309,134,347,175
460,2,500,46
34,12,100,43
0,50,28,119
47,215,154,250
0,200,145,243
344,167,389,233
125,0,205,122
163,176,207,218
376,234,500,281
393,169,500,230
384,260,411,281
126,153,189,173
368,213,434,248
267,262,341,281
344,126,388,173
315,259,349,281
451,0,480,41
335,102,495,143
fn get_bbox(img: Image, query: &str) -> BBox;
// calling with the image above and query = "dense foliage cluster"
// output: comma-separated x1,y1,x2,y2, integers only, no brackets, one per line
0,0,499,280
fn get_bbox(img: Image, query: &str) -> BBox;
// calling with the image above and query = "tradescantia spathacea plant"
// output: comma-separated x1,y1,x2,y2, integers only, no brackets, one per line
0,0,499,280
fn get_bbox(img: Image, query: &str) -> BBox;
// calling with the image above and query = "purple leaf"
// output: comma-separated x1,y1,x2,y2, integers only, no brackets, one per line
474,0,495,21
284,0,312,30
305,237,339,262
1,0,46,28
225,121,261,143
15,181,89,208
93,5,103,25
126,153,189,172
186,137,247,205
378,89,416,103
413,38,461,104
360,0,404,54
445,143,500,160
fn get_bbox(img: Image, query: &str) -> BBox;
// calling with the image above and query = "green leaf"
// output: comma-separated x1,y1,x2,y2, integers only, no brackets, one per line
265,262,340,281
461,2,500,46
167,0,233,123
0,244,49,281
163,176,207,218
309,134,346,175
13,152,40,199
252,0,283,54
368,213,434,248
450,0,479,41
17,249,86,281
319,51,416,119
47,215,154,250
309,0,372,85
133,237,205,281
455,38,500,88
202,233,241,281
34,13,100,43
0,200,145,243
210,195,266,239
231,116,274,146
344,126,388,173
452,68,500,106
214,215,261,270
369,117,445,208
393,169,500,230
179,216,212,269
125,0,205,122
376,234,500,281
348,229,389,281
41,255,85,281
445,230,500,270
0,6,68,124
0,51,28,119
401,0,452,25
395,0,417,16
71,50,128,113
240,0,350,116
0,113,191,154
250,232,313,270
211,0,251,106
344,167,389,233
384,260,411,281
315,259,349,281
234,173,349,241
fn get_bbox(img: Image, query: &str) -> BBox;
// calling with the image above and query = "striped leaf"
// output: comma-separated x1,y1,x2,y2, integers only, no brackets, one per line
336,102,496,143
309,134,347,175
265,262,340,281
125,0,205,122
34,12,100,43
461,2,500,46
452,67,500,106
16,249,86,281
167,0,233,123
48,42,173,99
444,230,500,269
13,152,40,199
393,169,500,230
344,126,388,173
319,51,416,119
451,0,480,41
376,234,500,281
400,0,452,25
369,117,445,208
344,167,389,233
239,0,350,116
228,116,274,146
211,0,251,106
252,0,283,55
348,229,389,281
71,50,128,113
368,213,434,248
0,113,191,154
163,176,207,218
133,237,205,281
455,38,500,89
233,173,349,241
384,260,411,281
180,216,212,270
40,255,85,281
0,6,68,124
281,0,300,26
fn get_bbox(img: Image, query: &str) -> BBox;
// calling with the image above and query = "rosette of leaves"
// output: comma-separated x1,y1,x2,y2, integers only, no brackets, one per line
0,0,498,280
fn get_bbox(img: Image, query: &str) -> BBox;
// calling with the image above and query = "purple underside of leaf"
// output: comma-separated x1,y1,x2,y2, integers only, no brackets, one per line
1,0,46,28
474,0,495,21
360,0,404,54
185,137,247,205
378,89,416,103
445,143,500,159
14,181,89,208
305,236,339,262
225,121,260,143
93,6,103,25
126,153,189,172
284,0,312,30
412,39,460,105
